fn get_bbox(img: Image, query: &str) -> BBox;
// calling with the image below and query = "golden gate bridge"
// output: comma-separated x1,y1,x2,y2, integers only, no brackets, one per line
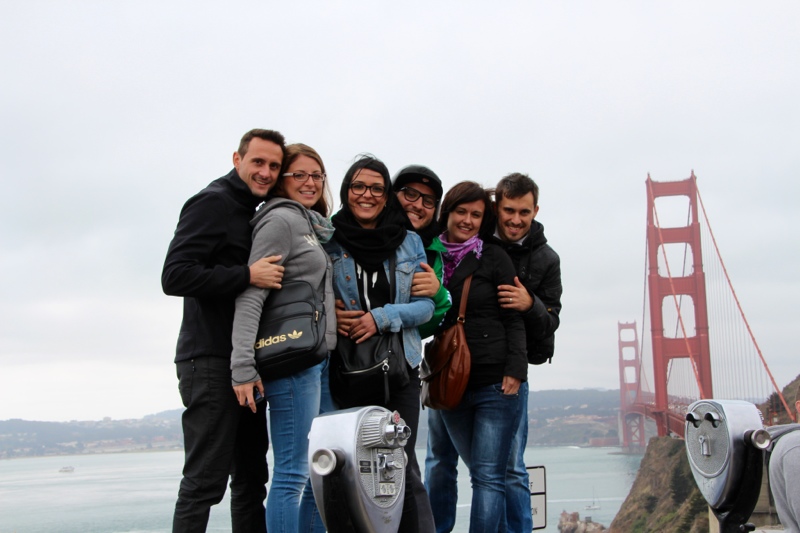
618,173,794,451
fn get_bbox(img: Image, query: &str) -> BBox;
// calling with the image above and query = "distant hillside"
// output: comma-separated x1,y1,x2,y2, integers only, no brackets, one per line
1,389,622,458
530,388,618,410
417,388,620,449
527,388,621,446
0,410,183,458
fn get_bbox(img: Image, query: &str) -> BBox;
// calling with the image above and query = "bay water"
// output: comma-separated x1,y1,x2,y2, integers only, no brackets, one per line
0,447,641,532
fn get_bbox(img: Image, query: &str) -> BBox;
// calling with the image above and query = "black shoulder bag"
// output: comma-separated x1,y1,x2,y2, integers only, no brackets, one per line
253,212,329,381
253,277,328,381
330,255,409,407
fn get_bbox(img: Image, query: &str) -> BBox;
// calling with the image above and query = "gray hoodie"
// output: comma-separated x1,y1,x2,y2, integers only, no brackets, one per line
231,197,336,384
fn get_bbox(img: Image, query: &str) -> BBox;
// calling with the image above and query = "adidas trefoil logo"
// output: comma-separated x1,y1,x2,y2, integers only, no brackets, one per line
287,330,303,339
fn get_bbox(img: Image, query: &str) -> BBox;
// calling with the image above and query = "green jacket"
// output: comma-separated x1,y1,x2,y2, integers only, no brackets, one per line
419,236,452,339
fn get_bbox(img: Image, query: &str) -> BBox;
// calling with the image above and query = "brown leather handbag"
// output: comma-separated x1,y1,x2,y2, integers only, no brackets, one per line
420,275,472,410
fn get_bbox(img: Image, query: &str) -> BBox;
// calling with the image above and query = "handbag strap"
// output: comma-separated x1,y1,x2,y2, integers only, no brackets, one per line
389,254,396,305
456,275,472,323
300,207,327,305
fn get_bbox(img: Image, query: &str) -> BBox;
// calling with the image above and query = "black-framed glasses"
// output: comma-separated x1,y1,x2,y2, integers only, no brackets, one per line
283,171,326,183
349,182,387,198
399,186,437,209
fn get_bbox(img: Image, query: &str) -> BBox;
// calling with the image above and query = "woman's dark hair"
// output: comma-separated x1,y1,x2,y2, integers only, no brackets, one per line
273,143,332,216
339,154,392,207
337,154,408,225
438,181,495,238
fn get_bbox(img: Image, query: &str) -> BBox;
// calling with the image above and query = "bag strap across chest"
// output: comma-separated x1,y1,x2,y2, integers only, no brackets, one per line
456,275,472,323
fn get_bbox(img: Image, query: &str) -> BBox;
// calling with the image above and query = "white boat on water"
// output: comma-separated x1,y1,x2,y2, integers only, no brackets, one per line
58,466,75,473
585,487,600,510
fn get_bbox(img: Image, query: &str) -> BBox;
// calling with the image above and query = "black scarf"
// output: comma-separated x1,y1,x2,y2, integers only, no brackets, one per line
331,201,411,273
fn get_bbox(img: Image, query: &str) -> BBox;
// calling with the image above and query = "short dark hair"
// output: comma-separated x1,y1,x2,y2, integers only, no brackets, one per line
438,181,495,238
495,172,539,207
272,143,333,217
339,154,392,208
237,129,286,157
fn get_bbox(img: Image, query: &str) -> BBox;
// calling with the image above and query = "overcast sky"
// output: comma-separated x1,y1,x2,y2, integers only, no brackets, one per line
2,2,798,422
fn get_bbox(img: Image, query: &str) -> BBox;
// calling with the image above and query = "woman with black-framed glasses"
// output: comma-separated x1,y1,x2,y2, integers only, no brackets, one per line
324,154,436,532
348,180,387,198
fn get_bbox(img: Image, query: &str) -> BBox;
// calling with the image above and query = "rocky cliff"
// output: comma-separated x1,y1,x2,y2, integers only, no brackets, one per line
609,436,708,533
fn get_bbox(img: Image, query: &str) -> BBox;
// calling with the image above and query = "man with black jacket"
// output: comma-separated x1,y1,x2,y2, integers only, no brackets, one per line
425,172,562,533
491,172,562,532
162,129,286,533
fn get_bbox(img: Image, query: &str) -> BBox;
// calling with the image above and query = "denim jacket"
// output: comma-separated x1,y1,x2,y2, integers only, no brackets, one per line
324,231,434,368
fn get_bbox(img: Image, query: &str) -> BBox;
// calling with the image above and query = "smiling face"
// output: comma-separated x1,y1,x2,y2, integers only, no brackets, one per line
446,199,485,243
232,138,284,198
397,182,436,230
347,168,388,228
281,155,324,209
496,192,539,242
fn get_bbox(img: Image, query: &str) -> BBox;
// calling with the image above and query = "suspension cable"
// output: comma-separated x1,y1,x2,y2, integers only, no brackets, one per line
695,182,794,421
639,212,651,403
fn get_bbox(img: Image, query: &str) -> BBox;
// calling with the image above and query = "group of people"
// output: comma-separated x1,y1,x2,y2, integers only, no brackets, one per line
162,128,563,533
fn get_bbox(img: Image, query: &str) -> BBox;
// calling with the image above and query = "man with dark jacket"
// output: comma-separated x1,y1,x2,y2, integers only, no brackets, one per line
162,129,286,533
491,172,562,532
424,172,562,532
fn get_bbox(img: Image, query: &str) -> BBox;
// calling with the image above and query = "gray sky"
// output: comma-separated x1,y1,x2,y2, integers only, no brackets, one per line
2,2,798,422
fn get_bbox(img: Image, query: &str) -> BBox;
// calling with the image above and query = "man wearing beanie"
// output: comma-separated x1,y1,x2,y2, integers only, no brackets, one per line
392,164,451,533
393,164,451,339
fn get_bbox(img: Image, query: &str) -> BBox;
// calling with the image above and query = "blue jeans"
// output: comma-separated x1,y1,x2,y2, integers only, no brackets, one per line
506,381,531,532
298,358,334,533
424,409,459,533
264,358,330,533
440,384,521,533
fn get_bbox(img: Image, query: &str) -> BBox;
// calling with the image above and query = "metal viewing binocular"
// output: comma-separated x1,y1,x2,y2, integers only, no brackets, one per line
308,406,411,533
684,400,771,533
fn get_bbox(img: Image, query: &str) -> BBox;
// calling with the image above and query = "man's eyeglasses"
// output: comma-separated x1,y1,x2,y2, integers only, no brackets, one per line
283,171,326,183
399,187,437,209
349,182,387,198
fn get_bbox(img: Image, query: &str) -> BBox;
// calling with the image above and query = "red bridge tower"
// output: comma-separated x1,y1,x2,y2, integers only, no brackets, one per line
646,174,713,437
618,321,645,451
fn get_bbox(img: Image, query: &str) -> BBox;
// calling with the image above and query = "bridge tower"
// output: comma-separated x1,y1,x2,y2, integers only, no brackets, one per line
646,173,713,436
618,321,645,452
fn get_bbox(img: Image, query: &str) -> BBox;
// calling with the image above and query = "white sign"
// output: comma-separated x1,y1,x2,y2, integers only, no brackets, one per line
528,465,547,530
